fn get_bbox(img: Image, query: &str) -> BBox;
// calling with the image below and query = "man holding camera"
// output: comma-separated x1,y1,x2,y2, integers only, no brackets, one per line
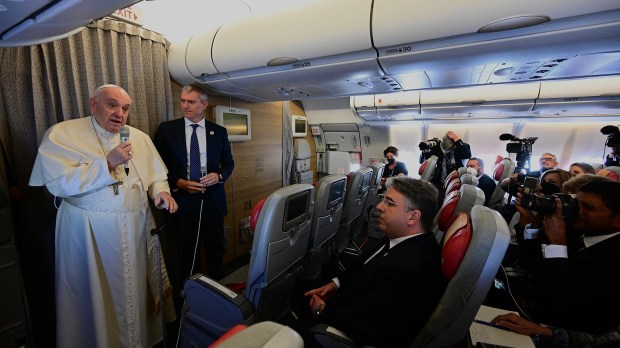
419,131,471,197
500,153,559,194
493,180,620,347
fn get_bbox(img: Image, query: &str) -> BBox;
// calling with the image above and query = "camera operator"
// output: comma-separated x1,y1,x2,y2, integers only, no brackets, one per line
418,131,471,196
500,153,559,194
492,180,620,348
601,125,620,167
604,146,619,167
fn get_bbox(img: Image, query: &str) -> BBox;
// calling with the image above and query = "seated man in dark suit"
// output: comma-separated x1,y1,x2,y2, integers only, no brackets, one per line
301,177,447,347
467,157,496,205
491,181,620,347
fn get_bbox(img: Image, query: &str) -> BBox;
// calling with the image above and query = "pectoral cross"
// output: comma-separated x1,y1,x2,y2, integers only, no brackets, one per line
111,181,123,195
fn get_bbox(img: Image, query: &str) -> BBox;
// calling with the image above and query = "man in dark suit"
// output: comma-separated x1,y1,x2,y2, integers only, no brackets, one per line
467,157,497,206
154,84,234,282
303,177,446,347
491,181,620,347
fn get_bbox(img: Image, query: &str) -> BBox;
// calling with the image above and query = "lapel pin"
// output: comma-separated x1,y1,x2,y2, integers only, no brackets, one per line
210,131,214,135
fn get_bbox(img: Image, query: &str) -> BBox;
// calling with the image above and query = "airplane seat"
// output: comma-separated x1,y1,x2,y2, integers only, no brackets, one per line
362,162,386,240
209,321,303,348
487,158,516,209
226,196,269,293
460,173,479,187
301,174,347,280
444,170,460,190
311,206,510,348
434,184,485,243
598,166,620,181
292,139,314,185
444,178,461,198
419,155,438,182
458,166,478,177
180,184,315,346
249,196,268,232
335,167,373,253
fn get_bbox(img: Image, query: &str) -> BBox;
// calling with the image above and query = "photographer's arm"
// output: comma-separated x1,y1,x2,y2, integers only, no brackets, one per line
541,199,568,247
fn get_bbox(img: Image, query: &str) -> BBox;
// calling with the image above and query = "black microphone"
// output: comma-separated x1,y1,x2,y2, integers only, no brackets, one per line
120,126,130,176
499,133,516,141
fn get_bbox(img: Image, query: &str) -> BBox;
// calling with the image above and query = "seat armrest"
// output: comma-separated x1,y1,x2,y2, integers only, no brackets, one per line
182,274,255,343
311,323,358,348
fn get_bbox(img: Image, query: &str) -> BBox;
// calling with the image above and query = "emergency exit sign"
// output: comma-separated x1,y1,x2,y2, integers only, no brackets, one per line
110,6,144,26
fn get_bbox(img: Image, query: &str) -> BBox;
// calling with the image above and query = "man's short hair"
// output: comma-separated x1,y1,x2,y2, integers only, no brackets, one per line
539,153,557,162
386,177,438,232
93,84,128,99
182,83,209,103
468,157,484,169
562,174,612,194
579,181,620,215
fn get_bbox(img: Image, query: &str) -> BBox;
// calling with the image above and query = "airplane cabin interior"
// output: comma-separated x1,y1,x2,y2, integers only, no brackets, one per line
1,0,620,347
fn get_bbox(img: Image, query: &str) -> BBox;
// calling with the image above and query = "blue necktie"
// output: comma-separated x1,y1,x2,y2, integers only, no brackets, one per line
190,124,201,181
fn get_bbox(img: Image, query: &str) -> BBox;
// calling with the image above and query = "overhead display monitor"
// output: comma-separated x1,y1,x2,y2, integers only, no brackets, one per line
214,105,251,142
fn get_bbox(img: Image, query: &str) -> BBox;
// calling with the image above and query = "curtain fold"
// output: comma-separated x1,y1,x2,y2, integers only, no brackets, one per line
0,19,173,345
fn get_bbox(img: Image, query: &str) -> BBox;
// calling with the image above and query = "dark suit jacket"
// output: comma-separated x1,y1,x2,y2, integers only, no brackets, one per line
322,232,446,348
478,173,497,206
154,118,234,215
535,233,620,334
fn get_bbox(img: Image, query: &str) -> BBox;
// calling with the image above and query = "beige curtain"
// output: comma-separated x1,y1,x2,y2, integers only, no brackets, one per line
0,19,173,187
0,19,174,345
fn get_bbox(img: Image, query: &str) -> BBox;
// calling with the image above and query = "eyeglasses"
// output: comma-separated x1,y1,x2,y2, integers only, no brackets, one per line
381,196,399,207
540,157,556,162
381,196,415,212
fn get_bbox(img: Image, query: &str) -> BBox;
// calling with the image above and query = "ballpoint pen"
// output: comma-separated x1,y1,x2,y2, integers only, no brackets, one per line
474,319,512,332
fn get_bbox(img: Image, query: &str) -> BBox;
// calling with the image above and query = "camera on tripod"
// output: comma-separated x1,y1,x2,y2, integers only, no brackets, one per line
499,133,538,174
521,193,579,221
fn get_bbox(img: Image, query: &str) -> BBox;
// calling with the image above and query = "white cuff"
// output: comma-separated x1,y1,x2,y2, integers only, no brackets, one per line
331,277,341,289
542,244,568,258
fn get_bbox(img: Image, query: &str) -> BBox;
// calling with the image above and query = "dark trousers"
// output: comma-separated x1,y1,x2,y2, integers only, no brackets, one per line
173,191,226,282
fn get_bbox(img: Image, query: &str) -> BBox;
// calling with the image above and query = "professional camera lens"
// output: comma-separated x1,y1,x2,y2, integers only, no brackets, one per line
521,194,556,214
419,140,438,150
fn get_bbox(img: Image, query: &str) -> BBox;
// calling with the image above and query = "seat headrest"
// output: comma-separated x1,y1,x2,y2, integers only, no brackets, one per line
445,178,461,197
419,155,438,181
441,212,473,280
598,166,620,182
492,158,514,182
250,197,268,232
293,139,311,159
444,170,460,189
437,190,459,232
460,173,479,186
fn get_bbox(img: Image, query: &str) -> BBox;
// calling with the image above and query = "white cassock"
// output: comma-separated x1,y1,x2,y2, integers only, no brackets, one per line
30,116,175,348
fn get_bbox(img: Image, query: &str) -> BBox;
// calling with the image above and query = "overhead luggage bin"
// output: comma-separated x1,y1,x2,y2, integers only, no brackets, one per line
0,0,139,47
420,82,540,116
532,76,620,115
373,1,620,89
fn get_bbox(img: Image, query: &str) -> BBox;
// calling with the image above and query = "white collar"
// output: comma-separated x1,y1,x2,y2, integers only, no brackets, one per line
185,117,205,128
583,231,620,248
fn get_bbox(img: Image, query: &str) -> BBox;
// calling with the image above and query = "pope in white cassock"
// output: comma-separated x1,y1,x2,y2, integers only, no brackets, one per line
29,84,178,347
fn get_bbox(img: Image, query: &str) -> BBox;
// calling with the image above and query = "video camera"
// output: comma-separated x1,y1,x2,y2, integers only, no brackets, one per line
521,193,579,221
500,133,538,155
418,138,440,151
601,125,620,148
499,133,538,173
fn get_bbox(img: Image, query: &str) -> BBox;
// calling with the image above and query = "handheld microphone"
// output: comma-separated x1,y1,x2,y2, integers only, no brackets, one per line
120,126,130,176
